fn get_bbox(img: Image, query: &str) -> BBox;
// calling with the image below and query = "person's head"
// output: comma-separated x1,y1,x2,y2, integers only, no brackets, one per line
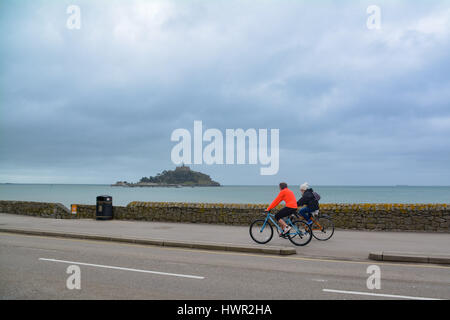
279,182,288,190
300,182,310,194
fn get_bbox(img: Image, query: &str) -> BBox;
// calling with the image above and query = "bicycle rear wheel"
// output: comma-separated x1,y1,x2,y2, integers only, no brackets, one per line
287,220,312,246
249,219,274,244
311,215,335,241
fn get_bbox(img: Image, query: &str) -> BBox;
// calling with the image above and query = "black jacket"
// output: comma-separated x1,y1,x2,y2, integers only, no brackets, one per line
297,188,319,211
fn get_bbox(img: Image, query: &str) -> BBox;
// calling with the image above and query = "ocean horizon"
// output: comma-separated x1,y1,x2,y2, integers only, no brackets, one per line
1,183,450,208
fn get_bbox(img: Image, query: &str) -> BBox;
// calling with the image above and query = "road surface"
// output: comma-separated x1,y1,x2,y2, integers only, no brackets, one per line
1,232,449,300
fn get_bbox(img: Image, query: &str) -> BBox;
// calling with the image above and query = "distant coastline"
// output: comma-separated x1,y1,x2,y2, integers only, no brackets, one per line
111,182,216,188
111,181,176,188
112,165,221,187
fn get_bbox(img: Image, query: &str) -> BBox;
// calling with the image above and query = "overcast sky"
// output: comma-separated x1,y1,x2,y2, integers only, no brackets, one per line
1,0,449,185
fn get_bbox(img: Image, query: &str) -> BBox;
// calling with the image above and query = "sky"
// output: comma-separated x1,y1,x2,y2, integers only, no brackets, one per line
0,0,449,186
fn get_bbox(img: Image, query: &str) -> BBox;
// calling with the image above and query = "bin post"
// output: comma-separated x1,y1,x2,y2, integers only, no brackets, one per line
96,195,113,220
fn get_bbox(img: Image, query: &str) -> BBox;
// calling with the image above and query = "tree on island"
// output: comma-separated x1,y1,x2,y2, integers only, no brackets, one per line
139,165,220,186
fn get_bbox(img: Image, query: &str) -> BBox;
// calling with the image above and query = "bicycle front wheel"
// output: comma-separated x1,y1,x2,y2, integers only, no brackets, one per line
249,219,274,244
312,216,335,241
288,220,312,246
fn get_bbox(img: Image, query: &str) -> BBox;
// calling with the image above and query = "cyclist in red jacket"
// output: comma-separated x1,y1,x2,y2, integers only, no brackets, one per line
266,182,298,236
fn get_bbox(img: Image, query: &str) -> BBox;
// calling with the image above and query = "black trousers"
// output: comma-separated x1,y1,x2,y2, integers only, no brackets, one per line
275,207,297,221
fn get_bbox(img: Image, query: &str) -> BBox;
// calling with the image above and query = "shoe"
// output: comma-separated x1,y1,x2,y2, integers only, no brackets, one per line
306,220,313,226
282,226,292,235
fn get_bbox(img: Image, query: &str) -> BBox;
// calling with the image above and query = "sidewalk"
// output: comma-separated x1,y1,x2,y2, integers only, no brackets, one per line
0,213,449,262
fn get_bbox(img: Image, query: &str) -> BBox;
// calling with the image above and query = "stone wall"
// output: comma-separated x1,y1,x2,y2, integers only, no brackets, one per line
121,202,449,232
0,200,71,218
0,200,448,232
321,203,449,232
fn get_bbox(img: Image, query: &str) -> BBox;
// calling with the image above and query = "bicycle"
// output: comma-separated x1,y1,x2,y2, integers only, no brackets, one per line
249,210,312,246
296,210,335,241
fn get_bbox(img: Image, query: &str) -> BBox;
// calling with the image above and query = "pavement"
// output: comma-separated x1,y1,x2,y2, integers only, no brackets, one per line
0,213,449,263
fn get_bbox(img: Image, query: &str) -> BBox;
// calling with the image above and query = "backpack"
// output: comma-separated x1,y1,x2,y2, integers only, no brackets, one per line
313,191,321,201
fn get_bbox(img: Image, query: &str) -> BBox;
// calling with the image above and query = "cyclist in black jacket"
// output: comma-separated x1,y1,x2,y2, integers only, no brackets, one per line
297,182,319,225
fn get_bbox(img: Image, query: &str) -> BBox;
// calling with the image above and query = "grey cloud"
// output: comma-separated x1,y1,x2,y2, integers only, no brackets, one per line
1,0,449,185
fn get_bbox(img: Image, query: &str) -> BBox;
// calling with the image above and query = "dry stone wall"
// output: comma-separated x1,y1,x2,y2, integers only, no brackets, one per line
0,200,448,232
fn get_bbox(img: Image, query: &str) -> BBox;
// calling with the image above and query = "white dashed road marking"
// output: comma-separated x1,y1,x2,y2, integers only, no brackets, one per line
39,258,205,280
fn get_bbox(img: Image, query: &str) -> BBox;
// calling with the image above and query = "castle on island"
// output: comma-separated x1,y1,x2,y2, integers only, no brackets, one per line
112,165,220,187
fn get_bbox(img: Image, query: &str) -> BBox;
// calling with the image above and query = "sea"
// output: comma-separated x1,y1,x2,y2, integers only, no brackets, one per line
1,184,449,208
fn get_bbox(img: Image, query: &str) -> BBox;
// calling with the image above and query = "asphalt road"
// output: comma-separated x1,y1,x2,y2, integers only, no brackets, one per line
1,232,449,300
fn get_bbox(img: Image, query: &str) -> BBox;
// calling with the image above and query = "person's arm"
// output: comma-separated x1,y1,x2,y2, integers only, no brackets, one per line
297,195,305,207
267,191,283,211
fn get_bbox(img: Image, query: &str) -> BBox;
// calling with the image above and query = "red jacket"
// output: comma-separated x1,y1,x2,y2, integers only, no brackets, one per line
267,188,298,211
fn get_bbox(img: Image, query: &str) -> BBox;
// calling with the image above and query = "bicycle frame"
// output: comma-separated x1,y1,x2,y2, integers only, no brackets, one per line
260,212,302,237
309,216,324,231
296,212,324,231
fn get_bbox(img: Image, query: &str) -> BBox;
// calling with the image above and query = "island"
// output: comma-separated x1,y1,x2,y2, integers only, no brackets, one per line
112,165,221,187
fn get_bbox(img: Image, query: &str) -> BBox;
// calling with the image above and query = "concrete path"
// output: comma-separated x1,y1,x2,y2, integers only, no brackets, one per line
0,213,449,262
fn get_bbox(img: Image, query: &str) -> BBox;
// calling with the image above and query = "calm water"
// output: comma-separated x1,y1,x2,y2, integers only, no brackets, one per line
1,184,449,208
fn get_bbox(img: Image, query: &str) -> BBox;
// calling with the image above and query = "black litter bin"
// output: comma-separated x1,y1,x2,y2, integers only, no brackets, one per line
96,195,113,220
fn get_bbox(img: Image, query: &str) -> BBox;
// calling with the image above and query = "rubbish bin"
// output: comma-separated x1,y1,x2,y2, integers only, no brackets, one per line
96,195,113,220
